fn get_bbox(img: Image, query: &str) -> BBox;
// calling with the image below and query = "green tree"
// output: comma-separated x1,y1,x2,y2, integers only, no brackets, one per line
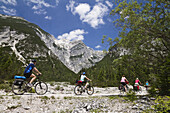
108,0,170,95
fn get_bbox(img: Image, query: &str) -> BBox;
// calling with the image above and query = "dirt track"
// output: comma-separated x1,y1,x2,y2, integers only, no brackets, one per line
0,82,150,113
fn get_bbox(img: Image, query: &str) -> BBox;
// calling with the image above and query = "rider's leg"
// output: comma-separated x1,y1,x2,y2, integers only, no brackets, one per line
124,85,127,92
85,82,88,89
29,74,36,84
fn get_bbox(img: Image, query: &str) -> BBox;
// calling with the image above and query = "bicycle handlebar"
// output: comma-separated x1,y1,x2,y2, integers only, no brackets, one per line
36,74,42,79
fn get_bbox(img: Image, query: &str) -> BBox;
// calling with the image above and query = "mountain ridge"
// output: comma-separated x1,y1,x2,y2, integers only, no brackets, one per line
0,14,105,73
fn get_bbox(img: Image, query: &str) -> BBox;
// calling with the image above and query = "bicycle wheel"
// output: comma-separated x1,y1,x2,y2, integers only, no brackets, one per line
120,85,125,94
12,82,26,95
139,87,142,93
74,85,83,95
35,81,48,95
87,86,94,95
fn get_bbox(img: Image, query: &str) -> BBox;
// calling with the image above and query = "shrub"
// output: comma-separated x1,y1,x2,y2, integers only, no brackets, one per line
126,89,137,102
55,86,60,90
153,96,170,112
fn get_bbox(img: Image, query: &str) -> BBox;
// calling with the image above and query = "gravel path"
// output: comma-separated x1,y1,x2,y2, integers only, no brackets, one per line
0,82,151,113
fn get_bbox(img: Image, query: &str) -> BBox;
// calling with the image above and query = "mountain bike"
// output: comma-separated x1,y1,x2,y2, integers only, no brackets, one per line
74,80,94,95
133,85,142,94
12,75,48,95
119,82,129,94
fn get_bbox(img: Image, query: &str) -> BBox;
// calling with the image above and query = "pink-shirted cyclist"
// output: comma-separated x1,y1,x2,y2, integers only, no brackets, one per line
120,75,129,92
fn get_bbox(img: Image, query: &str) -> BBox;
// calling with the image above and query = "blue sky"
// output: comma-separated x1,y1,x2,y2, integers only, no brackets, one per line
0,0,120,50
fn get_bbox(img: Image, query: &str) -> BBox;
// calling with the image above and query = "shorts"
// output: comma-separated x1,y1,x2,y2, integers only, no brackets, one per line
135,83,139,86
24,72,32,78
121,82,126,86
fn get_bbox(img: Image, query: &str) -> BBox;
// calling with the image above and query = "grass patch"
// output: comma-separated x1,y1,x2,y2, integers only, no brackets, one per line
49,81,55,86
12,96,21,100
90,109,102,113
125,90,137,102
39,96,50,100
0,96,3,99
108,96,120,100
55,86,60,90
28,87,35,93
51,96,55,99
64,96,72,100
8,105,21,110
0,83,11,90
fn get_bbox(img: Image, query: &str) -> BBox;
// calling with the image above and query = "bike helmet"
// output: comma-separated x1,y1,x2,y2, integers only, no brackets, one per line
83,72,85,75
32,59,36,62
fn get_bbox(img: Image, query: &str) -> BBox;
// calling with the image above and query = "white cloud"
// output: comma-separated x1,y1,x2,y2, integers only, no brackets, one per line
83,3,108,28
95,0,103,2
105,1,113,8
26,0,52,8
55,0,59,6
0,5,16,15
74,3,90,16
66,0,75,12
95,45,101,49
66,1,109,28
32,4,42,10
25,0,59,16
124,16,129,19
120,10,129,19
45,16,52,20
0,0,17,6
34,9,47,15
57,29,88,41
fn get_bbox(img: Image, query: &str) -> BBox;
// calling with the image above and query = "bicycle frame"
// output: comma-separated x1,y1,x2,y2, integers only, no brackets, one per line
12,75,48,95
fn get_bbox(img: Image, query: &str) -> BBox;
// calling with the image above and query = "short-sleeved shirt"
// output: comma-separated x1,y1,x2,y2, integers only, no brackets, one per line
121,77,126,82
24,63,35,74
80,75,86,82
146,82,149,86
135,80,139,83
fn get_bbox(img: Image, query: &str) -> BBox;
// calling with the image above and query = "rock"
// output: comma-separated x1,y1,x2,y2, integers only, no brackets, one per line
0,82,151,113
139,106,145,110
150,97,156,100
132,105,138,109
141,100,147,104
23,106,30,110
60,88,64,91
86,105,91,111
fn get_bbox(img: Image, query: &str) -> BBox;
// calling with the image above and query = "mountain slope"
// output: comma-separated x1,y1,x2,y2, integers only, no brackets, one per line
0,14,76,82
0,14,105,82
0,14,105,73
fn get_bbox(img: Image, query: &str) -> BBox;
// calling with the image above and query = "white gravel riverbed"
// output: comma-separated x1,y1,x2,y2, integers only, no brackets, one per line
0,82,152,113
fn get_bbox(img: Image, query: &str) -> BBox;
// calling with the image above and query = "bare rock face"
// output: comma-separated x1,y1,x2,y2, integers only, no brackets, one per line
0,14,105,73
36,29,105,73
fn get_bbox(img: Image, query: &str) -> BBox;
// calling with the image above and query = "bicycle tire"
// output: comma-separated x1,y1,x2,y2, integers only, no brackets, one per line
120,84,125,94
139,87,142,93
35,81,48,95
74,85,83,95
87,86,94,95
12,82,26,95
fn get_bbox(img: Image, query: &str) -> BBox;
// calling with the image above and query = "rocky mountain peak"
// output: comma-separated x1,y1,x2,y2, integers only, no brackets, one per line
0,14,106,73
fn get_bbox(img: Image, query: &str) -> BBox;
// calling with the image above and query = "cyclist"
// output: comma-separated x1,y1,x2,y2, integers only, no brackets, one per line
144,81,150,90
80,72,91,89
120,75,129,92
134,78,142,90
24,59,41,87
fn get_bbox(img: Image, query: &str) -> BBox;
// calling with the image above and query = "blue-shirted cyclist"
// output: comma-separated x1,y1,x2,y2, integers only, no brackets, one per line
24,59,41,87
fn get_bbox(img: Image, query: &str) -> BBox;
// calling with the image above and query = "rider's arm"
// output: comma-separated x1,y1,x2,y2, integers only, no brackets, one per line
33,67,41,75
139,81,142,85
86,77,91,81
